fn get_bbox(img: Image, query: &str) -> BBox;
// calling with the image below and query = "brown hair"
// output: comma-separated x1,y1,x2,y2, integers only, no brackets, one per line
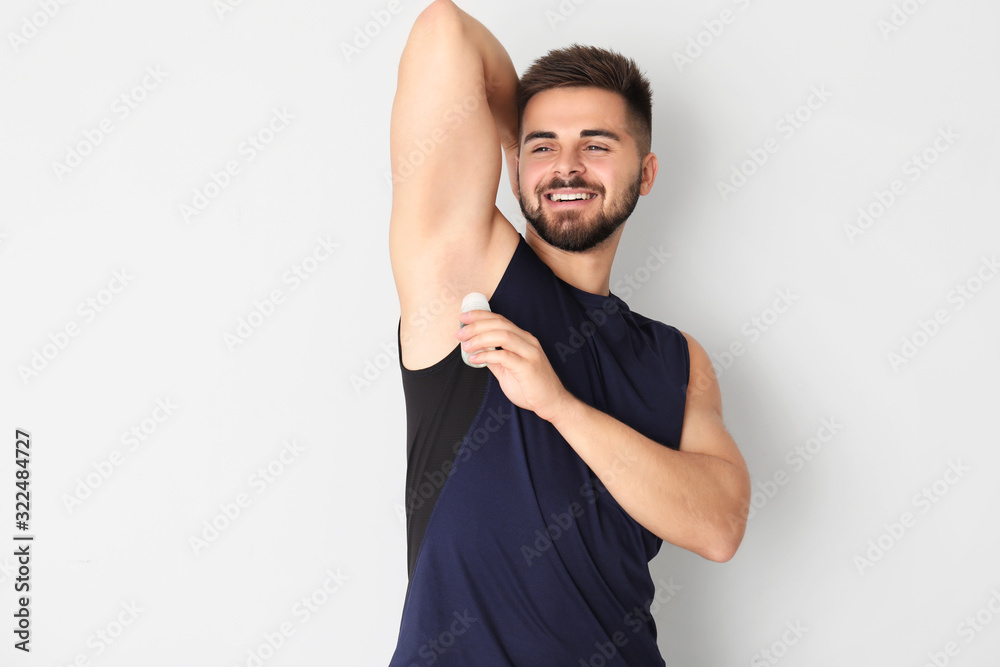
517,43,653,156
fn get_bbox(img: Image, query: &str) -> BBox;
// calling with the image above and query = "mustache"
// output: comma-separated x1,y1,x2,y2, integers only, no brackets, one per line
537,176,605,195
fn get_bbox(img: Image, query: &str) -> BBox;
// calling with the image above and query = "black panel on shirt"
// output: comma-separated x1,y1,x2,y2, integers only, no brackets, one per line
396,320,490,580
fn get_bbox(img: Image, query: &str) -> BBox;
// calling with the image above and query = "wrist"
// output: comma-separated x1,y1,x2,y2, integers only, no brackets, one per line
545,389,582,429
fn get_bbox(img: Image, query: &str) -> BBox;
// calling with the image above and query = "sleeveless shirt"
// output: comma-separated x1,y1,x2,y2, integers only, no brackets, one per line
390,234,689,665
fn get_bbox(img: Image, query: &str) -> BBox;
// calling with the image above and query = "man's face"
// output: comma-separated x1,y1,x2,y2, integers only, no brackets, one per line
516,86,648,253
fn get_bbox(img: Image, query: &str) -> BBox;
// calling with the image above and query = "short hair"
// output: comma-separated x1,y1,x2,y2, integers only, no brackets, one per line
516,43,653,156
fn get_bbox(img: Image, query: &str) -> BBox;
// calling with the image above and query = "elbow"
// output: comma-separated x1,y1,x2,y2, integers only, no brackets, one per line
701,489,750,563
411,0,462,37
670,510,747,563
702,531,743,563
700,522,746,563
401,0,470,69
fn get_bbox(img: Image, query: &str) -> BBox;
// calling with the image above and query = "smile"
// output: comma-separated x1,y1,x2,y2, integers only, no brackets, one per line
545,192,598,202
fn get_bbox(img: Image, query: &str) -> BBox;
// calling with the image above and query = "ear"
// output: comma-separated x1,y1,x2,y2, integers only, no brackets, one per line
639,152,658,196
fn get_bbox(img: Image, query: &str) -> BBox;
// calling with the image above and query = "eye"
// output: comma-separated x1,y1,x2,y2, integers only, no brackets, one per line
586,145,608,152
532,146,551,153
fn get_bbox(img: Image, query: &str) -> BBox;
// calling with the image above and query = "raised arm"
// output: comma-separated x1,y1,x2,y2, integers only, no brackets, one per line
389,0,521,370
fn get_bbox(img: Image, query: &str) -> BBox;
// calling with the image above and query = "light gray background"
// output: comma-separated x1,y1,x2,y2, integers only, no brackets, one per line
2,0,999,665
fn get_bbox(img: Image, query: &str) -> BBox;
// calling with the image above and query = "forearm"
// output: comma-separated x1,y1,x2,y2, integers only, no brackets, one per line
456,312,750,561
549,394,749,562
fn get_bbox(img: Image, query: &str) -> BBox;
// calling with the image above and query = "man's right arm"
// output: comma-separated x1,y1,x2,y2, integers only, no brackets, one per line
389,0,521,370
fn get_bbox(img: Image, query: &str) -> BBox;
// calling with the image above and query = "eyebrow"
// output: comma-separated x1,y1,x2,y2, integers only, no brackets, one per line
523,129,622,143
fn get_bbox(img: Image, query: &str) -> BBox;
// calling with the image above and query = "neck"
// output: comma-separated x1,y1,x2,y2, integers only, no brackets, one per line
525,224,621,297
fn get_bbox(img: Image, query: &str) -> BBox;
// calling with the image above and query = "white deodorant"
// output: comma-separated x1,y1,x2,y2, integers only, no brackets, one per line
460,292,492,368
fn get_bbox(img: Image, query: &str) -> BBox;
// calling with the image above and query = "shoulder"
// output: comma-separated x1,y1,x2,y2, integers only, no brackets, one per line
678,330,706,364
614,317,718,414
620,306,690,360
676,330,722,414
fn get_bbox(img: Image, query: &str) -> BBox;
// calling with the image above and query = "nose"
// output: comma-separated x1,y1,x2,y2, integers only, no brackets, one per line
553,149,584,178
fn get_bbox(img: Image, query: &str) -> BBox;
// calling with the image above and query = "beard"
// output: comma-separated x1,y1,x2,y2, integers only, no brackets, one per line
518,167,643,253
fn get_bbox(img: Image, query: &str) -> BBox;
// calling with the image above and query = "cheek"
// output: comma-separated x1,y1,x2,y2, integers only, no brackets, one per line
603,163,634,193
591,162,617,182
587,169,614,196
520,165,545,194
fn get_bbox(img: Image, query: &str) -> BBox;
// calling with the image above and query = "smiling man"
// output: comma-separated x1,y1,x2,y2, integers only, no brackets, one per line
517,88,647,256
387,1,751,664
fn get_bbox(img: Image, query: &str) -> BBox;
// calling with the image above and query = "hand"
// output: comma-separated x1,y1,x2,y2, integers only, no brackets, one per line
456,309,574,423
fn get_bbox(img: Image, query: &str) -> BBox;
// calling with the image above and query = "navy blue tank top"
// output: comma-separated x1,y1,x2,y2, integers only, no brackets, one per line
390,234,689,665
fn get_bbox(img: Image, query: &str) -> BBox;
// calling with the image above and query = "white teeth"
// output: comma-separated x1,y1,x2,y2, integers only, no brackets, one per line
549,193,595,201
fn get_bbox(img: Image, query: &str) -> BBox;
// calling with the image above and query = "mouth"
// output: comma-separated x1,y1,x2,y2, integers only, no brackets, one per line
544,191,599,205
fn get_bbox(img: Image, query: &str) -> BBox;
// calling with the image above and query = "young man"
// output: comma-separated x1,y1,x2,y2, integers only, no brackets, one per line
388,1,751,663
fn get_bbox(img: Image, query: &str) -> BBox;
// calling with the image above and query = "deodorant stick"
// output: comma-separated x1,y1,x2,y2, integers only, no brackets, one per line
460,292,492,368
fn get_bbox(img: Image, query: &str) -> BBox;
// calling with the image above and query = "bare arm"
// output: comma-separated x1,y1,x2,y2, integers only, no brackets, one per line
389,0,520,369
456,311,752,562
546,333,751,562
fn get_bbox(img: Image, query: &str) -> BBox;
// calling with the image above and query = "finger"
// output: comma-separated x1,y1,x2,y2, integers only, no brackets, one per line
455,311,519,340
463,327,538,359
457,308,514,326
468,347,523,370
